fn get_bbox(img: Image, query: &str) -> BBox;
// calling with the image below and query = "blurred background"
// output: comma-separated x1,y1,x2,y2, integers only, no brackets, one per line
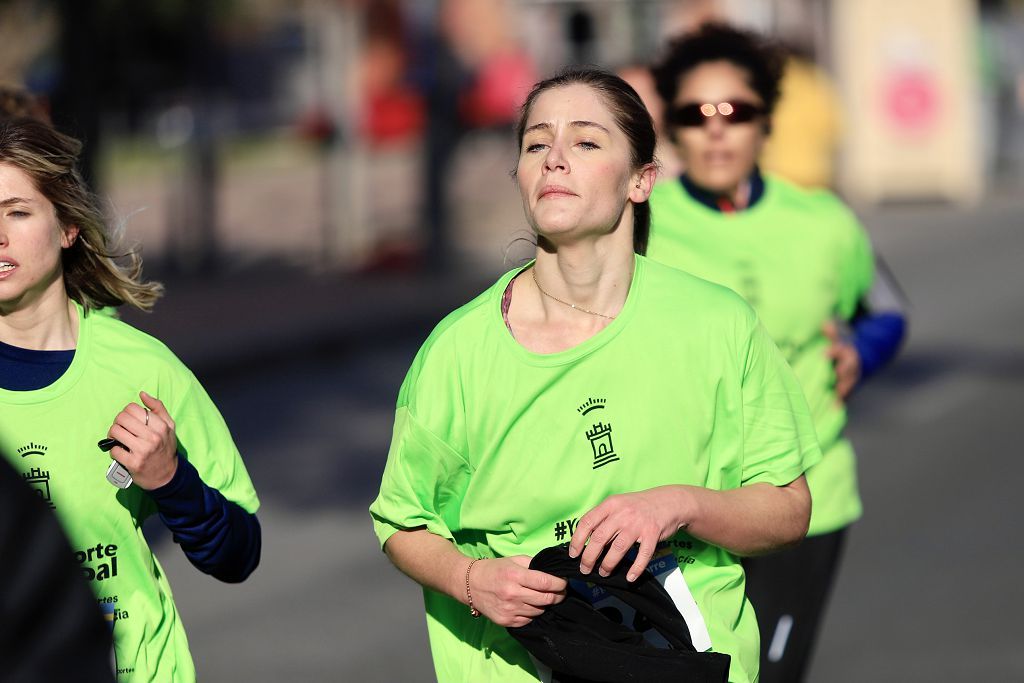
3,0,1022,680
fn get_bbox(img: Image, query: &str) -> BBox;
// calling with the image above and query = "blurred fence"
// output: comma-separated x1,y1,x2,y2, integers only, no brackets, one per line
2,0,1022,272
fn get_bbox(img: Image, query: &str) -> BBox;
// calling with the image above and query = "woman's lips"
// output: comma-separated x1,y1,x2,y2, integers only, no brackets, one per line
704,151,735,165
538,185,578,199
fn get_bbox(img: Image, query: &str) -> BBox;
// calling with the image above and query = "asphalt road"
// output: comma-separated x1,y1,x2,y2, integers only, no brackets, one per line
150,195,1024,682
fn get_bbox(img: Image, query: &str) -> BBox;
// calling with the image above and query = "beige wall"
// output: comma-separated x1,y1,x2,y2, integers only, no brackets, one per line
832,0,983,204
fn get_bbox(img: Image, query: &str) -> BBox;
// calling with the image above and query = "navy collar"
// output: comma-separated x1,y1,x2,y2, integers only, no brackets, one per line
679,167,765,213
0,339,75,391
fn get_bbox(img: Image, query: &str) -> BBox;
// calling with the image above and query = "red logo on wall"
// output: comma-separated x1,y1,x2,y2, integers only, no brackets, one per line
883,69,940,132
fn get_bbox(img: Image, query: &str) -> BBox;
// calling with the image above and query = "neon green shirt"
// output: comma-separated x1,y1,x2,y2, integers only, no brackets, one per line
0,303,259,682
647,175,874,535
370,256,821,683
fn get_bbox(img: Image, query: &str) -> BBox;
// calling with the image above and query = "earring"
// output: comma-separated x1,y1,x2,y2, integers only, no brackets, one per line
635,182,641,188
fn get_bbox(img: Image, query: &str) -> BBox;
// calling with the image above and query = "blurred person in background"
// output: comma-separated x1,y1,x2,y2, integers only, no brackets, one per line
0,456,115,683
371,67,822,683
648,23,907,683
440,0,536,129
0,117,261,683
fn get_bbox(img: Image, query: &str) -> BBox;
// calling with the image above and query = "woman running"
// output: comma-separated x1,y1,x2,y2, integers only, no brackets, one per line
370,67,822,683
0,117,261,682
647,23,907,682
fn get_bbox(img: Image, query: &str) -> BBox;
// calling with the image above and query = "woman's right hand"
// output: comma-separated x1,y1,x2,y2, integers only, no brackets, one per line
467,556,567,627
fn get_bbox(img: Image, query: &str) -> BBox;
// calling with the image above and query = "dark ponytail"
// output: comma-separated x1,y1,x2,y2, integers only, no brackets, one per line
633,201,650,255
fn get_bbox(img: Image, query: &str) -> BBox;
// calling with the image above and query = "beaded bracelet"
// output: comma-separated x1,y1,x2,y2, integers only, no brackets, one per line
466,558,481,618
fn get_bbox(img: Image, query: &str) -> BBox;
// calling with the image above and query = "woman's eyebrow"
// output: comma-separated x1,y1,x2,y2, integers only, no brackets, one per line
523,120,612,136
0,196,35,207
569,120,611,134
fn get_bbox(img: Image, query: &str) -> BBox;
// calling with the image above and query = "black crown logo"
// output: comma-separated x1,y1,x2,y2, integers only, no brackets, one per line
577,398,606,415
17,442,47,458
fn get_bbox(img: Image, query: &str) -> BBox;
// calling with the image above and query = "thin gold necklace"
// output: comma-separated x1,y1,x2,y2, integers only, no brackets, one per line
532,270,616,320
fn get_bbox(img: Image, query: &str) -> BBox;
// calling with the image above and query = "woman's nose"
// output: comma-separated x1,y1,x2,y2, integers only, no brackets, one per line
543,141,570,173
704,115,728,138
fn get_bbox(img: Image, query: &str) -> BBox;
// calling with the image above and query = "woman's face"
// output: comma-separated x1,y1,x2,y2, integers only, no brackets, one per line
669,60,766,194
0,163,75,311
517,84,646,246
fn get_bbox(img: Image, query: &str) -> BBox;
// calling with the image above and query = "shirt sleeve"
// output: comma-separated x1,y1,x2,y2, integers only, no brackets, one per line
170,375,259,515
149,455,261,583
851,254,908,380
739,316,823,486
836,207,876,320
369,406,473,549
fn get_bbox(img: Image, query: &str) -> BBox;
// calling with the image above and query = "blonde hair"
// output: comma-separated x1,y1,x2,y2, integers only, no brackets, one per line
0,117,162,312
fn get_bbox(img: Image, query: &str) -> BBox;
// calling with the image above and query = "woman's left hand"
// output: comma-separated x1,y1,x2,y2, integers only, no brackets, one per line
568,486,691,582
106,391,179,490
823,321,861,401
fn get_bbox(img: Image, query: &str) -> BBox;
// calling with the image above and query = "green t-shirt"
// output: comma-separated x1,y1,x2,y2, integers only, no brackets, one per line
370,256,821,683
647,175,874,535
0,303,259,683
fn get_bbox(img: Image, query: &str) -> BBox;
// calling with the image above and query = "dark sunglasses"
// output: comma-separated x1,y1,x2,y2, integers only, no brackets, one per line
667,101,764,128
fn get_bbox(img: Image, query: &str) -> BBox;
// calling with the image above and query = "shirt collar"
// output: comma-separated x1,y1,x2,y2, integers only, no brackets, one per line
679,166,765,213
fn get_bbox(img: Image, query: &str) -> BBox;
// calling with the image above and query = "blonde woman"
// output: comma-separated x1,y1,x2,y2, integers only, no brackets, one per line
0,118,260,682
